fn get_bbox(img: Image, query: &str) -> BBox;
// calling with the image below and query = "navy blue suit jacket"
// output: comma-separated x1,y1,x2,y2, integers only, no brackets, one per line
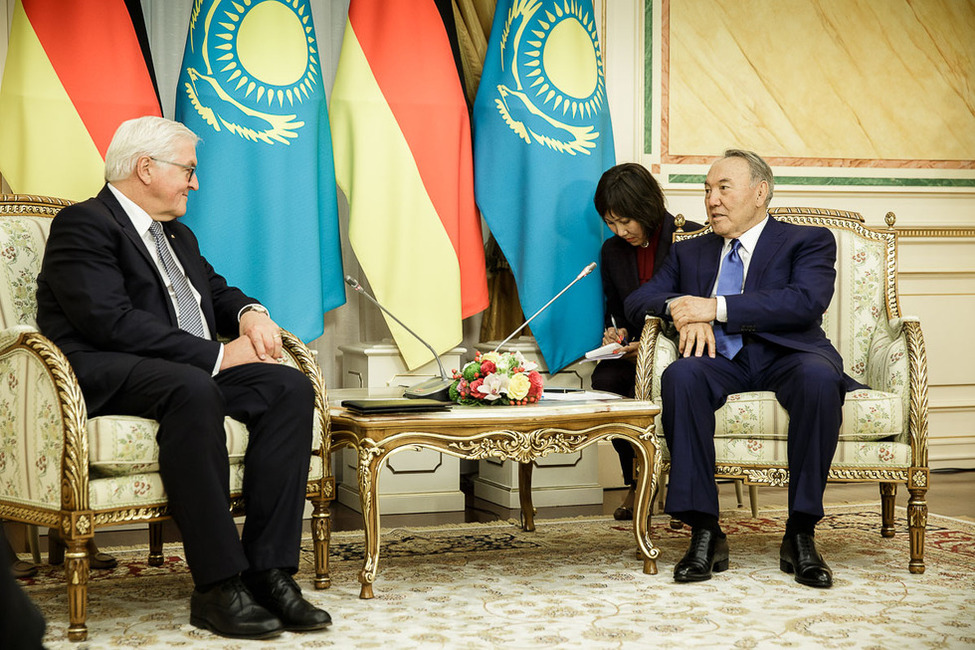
623,217,846,376
599,212,702,338
36,185,256,413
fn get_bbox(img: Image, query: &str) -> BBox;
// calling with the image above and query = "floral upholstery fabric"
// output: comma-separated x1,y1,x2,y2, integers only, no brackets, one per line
647,218,911,471
0,343,65,509
0,216,49,329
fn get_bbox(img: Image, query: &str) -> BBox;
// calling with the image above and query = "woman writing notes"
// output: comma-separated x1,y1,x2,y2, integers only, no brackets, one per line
591,163,700,520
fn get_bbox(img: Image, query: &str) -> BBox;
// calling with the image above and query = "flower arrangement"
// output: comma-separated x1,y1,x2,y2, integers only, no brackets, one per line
449,350,544,406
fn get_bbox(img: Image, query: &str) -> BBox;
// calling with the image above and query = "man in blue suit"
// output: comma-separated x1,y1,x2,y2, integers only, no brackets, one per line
625,150,852,588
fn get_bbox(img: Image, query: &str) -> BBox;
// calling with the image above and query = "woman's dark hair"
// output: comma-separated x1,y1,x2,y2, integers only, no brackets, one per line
593,163,666,235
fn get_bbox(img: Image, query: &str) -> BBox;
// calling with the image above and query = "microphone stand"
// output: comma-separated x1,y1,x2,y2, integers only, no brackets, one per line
345,276,454,401
492,262,597,354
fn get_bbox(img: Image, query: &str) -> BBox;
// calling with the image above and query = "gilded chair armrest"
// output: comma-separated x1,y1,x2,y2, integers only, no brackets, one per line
634,316,678,402
0,329,89,512
901,318,929,468
279,330,330,476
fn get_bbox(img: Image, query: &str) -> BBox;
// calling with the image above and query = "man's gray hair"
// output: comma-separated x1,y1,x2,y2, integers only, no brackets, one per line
104,116,200,182
723,149,774,206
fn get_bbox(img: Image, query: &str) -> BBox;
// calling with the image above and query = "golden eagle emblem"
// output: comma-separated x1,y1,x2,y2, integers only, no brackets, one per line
495,0,608,156
183,0,321,146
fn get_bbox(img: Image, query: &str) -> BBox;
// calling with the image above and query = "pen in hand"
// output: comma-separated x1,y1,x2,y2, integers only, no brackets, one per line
610,315,625,345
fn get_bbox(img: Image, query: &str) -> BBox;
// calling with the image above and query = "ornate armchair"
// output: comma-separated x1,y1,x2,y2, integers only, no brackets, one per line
0,195,334,640
636,208,929,572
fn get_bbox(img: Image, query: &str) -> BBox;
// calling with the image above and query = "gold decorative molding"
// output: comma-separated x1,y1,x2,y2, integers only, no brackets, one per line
903,320,930,467
894,227,975,238
715,465,912,485
0,194,73,215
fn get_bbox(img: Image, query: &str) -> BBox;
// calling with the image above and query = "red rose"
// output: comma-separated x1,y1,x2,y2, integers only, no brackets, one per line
527,371,544,397
480,360,497,375
468,378,485,399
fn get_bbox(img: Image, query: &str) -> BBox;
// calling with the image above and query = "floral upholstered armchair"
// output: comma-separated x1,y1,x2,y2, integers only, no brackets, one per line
0,195,335,641
635,207,929,573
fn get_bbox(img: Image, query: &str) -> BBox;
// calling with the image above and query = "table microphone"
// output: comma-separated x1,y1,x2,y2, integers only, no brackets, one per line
345,275,453,401
492,261,597,354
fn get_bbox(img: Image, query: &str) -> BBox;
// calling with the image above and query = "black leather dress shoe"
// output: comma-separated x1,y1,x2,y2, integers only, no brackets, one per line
674,527,729,582
613,506,633,521
243,568,332,631
190,576,283,639
780,532,833,588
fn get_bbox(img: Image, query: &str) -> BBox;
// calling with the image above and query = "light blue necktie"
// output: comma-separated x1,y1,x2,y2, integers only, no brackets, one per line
149,221,207,338
714,239,744,359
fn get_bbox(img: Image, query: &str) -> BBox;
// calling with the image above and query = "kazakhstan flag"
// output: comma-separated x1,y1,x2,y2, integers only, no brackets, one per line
175,0,344,341
473,0,615,372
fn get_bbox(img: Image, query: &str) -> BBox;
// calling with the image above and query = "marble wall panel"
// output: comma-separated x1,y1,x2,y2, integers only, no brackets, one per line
665,0,974,167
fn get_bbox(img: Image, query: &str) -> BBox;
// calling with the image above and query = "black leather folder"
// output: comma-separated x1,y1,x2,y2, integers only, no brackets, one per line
341,398,451,415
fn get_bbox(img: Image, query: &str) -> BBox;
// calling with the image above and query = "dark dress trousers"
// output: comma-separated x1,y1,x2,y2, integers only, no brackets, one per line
592,213,700,485
36,185,314,586
624,218,860,522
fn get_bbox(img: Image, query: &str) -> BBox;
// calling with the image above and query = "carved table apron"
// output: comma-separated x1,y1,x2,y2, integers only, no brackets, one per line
327,390,661,598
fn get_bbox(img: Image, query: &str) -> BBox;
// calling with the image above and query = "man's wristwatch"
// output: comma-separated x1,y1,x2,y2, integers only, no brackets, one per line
241,304,269,317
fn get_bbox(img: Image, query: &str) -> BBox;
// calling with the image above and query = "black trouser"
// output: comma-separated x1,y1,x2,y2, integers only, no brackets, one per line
96,360,314,587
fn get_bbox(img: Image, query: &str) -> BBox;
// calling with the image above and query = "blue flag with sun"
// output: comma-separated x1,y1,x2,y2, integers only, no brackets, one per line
175,0,344,341
473,0,615,372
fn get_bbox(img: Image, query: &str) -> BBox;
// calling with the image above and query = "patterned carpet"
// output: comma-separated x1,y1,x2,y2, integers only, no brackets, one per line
20,505,975,649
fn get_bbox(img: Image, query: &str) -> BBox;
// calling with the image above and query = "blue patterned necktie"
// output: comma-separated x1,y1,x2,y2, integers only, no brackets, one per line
714,239,744,359
149,221,207,338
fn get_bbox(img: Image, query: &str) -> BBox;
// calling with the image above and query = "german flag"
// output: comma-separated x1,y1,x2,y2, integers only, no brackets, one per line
0,0,161,200
330,0,488,369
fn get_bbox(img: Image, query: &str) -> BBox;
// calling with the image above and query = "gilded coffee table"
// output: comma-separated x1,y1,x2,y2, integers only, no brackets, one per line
326,388,661,598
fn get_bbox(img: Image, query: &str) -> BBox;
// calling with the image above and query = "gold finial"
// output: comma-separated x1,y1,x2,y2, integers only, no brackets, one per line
675,213,686,232
885,211,896,229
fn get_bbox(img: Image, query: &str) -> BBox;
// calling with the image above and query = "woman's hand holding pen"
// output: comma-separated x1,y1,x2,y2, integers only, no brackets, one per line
603,326,628,346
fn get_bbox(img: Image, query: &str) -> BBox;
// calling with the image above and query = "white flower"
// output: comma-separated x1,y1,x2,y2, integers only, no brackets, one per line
477,372,509,401
512,351,538,373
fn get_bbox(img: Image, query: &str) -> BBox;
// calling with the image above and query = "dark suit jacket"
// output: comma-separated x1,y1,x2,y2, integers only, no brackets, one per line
600,212,701,337
36,185,256,413
623,217,845,375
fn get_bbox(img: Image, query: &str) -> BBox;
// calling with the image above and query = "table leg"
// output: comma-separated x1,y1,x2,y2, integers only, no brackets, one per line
518,461,536,532
357,445,384,599
631,438,659,575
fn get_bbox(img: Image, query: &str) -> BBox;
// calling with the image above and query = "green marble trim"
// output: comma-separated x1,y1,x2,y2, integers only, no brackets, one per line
644,0,653,155
668,174,975,188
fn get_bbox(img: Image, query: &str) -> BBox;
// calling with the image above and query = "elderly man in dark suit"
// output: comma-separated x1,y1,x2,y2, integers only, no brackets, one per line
36,116,331,638
625,150,856,589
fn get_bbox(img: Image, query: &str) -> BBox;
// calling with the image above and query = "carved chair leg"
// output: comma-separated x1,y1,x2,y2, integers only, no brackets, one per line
148,521,164,566
65,537,90,641
733,479,744,508
880,482,896,538
26,524,42,565
311,497,331,589
748,485,759,518
908,485,927,574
